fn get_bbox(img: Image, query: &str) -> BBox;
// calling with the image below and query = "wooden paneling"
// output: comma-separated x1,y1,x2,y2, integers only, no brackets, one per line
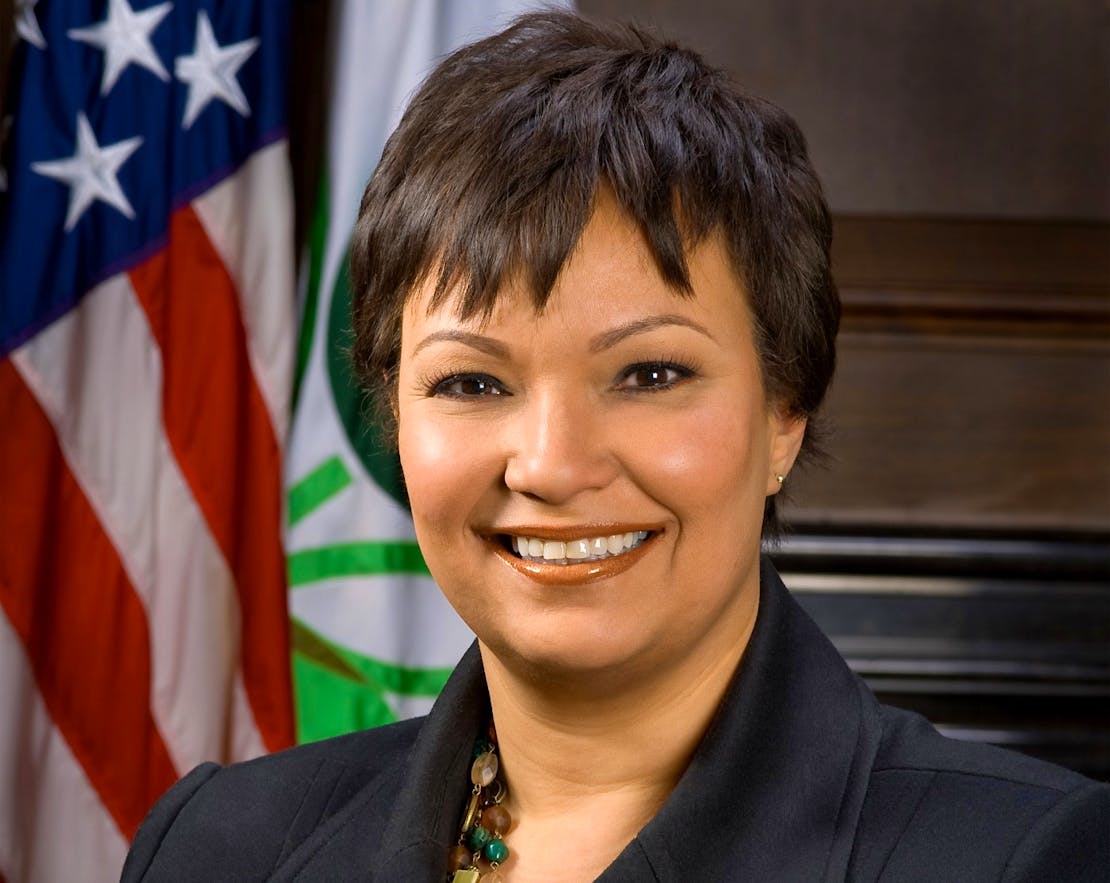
578,0,1110,221
833,217,1109,327
785,216,1110,534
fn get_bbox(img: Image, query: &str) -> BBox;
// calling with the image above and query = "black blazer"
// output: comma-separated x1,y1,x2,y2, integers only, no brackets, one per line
122,560,1109,881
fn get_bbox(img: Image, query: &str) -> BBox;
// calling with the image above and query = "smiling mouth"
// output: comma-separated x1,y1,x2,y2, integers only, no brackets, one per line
486,528,660,585
504,530,652,565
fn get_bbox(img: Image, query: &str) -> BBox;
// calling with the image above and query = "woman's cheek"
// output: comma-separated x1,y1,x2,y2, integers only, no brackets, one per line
635,400,759,498
401,410,496,539
400,415,456,526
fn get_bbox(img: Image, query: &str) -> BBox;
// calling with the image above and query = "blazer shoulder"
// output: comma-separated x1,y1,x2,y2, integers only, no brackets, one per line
1001,779,1110,882
121,718,424,882
848,705,1110,882
873,704,1090,790
122,762,221,882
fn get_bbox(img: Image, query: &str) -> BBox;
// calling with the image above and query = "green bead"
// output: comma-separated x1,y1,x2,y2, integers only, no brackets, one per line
472,738,492,758
484,839,509,863
466,825,491,852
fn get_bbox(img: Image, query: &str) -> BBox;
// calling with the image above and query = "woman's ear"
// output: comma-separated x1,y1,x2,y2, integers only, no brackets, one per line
766,410,807,496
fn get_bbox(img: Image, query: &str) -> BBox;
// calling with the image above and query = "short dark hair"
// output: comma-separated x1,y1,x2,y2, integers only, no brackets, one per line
349,10,840,536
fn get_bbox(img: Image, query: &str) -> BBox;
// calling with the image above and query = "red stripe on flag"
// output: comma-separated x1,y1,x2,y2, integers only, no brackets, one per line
129,206,294,751
0,358,179,839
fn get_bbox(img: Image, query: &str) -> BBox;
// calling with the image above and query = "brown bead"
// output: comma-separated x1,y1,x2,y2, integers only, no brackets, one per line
448,844,474,872
481,803,512,837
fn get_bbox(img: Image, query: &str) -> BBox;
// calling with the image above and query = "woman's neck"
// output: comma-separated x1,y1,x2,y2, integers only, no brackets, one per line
475,588,758,879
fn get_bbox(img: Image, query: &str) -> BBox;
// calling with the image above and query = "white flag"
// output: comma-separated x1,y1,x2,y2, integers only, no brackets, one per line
286,0,571,741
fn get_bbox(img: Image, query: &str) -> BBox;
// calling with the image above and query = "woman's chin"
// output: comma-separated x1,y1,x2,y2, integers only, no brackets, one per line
477,625,664,693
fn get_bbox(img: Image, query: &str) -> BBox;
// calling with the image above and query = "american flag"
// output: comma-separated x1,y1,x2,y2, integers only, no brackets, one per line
0,1,295,880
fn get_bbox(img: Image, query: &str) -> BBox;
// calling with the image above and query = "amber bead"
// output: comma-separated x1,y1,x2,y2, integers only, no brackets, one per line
448,844,474,873
471,751,499,787
481,804,512,837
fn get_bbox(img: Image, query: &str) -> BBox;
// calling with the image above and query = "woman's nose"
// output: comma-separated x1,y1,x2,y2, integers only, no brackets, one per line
502,389,617,505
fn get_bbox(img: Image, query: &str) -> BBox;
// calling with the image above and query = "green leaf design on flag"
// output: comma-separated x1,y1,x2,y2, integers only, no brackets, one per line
291,616,452,742
287,540,429,587
287,455,353,526
325,253,408,510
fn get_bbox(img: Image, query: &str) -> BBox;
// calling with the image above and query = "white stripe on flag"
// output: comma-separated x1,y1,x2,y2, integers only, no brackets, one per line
289,573,473,666
0,614,129,883
192,141,296,447
10,275,266,775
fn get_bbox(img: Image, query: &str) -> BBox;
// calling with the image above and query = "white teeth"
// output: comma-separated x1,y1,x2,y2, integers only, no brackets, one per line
565,539,590,560
507,530,651,565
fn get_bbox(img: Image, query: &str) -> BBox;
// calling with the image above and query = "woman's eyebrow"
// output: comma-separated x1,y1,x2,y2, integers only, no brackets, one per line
412,329,509,358
589,314,716,353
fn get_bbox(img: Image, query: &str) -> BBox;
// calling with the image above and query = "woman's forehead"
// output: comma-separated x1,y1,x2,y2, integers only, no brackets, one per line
402,194,746,332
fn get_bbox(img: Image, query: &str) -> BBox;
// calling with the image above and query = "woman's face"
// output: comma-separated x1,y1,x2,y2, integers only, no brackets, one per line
396,194,805,683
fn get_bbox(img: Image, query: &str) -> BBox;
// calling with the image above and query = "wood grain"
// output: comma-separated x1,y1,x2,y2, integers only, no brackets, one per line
785,216,1110,533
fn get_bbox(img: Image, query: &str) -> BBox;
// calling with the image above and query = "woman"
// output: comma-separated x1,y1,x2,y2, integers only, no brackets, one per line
123,12,1108,882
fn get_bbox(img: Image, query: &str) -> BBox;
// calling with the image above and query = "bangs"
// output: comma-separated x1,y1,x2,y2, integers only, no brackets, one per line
358,23,762,330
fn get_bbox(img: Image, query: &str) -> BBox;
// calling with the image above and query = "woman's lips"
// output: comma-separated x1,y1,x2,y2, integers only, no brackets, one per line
486,528,660,585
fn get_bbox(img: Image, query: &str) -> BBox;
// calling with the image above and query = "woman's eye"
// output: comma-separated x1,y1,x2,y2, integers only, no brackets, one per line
617,362,693,391
430,373,506,398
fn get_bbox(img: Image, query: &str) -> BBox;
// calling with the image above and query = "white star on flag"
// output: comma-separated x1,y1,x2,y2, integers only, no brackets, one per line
30,112,144,231
68,0,173,96
15,0,47,49
175,11,260,129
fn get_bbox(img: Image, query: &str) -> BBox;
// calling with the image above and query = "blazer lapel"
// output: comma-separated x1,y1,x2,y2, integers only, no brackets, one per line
374,651,489,879
603,558,882,882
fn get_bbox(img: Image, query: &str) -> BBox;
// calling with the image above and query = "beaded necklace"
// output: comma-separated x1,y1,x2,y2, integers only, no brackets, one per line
448,725,513,883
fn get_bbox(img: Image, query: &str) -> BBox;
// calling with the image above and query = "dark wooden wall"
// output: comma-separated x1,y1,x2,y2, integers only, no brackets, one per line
803,216,1109,534
579,0,1109,220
